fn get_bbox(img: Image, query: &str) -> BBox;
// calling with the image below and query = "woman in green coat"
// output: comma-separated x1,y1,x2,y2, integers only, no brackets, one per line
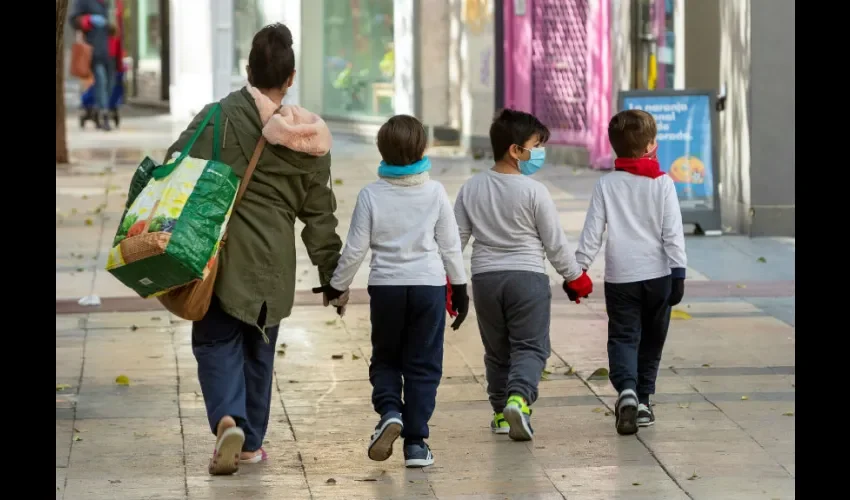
165,23,344,475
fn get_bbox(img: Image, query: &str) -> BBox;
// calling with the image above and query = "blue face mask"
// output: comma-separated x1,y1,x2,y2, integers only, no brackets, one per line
518,146,546,175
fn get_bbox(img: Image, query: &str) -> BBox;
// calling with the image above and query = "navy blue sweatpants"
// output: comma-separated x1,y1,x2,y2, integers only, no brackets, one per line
368,285,446,444
192,296,279,451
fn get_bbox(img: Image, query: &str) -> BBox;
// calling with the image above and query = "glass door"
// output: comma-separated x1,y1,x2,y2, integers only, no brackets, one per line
632,0,679,90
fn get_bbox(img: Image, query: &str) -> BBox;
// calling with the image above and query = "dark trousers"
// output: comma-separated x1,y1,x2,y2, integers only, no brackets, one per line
368,285,446,443
472,271,551,412
604,275,672,397
192,296,279,451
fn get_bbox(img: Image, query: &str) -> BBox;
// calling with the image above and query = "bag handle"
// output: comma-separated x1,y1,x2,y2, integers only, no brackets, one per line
221,136,267,243
152,103,222,180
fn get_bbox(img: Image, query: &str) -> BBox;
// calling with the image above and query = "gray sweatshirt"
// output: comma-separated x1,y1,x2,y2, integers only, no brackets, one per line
454,170,583,281
575,171,687,283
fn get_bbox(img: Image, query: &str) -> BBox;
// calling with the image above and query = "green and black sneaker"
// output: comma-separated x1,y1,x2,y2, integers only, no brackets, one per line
490,412,510,435
503,394,534,441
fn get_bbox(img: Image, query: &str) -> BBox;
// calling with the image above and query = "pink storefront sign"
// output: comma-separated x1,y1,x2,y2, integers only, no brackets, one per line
502,0,612,168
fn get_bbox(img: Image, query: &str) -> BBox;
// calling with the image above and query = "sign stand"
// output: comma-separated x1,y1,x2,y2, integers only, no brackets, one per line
617,89,722,235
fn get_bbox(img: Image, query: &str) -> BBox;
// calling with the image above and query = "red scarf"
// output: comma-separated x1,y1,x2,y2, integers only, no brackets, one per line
614,145,665,179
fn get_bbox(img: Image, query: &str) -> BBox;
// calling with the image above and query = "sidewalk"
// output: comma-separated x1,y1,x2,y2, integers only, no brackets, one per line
57,116,795,499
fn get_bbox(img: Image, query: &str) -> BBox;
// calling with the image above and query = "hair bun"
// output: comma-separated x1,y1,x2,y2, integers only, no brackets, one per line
263,23,293,49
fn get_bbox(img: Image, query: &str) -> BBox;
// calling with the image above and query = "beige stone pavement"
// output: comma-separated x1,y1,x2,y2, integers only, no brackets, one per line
57,122,794,499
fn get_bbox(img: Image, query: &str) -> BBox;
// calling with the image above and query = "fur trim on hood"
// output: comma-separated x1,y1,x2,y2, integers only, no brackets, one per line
246,85,332,156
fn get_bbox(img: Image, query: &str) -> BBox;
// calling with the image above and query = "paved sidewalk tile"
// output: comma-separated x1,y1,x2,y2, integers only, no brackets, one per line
55,296,795,499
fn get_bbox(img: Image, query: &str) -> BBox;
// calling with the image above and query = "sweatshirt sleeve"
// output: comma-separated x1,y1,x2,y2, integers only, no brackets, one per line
453,184,473,251
661,177,688,278
575,179,607,271
436,185,468,284
534,185,583,282
329,189,372,291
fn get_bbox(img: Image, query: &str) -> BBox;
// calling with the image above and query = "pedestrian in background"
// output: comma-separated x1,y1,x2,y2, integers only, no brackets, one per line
70,0,115,130
317,115,469,468
166,23,344,475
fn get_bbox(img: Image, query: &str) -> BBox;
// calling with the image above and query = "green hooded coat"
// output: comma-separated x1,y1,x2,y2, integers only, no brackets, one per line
165,88,342,328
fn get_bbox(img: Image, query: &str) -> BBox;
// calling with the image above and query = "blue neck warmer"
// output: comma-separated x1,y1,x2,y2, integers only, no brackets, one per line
377,156,432,178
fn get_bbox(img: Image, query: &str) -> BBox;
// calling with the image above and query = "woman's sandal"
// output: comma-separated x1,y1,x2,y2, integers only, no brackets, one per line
208,426,246,475
239,447,268,464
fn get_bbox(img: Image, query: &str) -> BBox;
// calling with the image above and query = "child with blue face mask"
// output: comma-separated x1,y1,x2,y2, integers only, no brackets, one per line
453,109,593,441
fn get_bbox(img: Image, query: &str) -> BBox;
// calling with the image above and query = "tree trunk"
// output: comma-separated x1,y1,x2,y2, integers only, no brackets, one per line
56,0,70,164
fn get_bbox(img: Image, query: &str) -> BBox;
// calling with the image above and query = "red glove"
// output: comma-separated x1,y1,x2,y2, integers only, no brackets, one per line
564,271,593,304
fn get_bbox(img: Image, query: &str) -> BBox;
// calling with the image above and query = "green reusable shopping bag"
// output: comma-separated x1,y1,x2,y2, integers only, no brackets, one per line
105,104,240,298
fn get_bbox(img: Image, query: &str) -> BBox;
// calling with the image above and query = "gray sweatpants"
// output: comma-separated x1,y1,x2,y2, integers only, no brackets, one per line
471,271,551,412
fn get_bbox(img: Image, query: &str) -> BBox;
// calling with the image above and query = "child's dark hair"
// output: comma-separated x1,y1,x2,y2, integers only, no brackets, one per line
489,109,551,160
608,110,657,158
376,115,427,166
247,23,296,89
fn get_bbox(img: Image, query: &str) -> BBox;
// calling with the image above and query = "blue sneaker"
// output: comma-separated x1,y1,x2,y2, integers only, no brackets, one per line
367,412,403,461
403,442,435,468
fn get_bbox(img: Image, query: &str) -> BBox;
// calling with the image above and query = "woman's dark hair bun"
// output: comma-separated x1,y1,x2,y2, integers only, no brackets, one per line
247,23,296,89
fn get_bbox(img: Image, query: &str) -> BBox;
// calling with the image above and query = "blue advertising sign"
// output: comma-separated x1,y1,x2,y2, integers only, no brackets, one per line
620,93,715,211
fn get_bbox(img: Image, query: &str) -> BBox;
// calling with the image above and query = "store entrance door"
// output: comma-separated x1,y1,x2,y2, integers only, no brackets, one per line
632,0,682,90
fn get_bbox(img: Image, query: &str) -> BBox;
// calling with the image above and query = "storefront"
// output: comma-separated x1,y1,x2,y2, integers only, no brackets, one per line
126,0,170,105
321,0,395,119
501,0,612,168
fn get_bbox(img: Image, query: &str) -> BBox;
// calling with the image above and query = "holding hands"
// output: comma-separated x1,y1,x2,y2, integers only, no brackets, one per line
563,270,593,304
312,284,350,317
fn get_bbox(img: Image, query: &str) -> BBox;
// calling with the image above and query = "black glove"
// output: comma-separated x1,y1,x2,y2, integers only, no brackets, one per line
449,284,469,330
312,285,345,315
669,278,685,306
563,281,578,302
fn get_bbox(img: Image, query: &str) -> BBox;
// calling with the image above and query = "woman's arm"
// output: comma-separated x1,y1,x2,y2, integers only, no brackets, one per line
329,189,372,291
298,170,344,286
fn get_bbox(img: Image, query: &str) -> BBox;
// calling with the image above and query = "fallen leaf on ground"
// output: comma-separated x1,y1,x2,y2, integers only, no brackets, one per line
741,395,749,400
115,375,130,386
564,366,575,376
588,367,609,379
333,179,343,185
352,353,361,360
688,471,699,480
354,478,377,482
678,403,690,409
632,482,641,486
702,363,711,368
592,407,604,413
736,284,747,289
56,384,72,391
325,478,337,485
325,320,336,326
331,354,344,360
757,257,767,263
604,411,612,416
194,391,201,398
782,412,794,417
277,348,286,356
130,325,139,331
73,435,82,442
82,195,89,200
74,427,84,433
84,218,93,226
671,309,692,320
109,480,121,484
541,369,551,380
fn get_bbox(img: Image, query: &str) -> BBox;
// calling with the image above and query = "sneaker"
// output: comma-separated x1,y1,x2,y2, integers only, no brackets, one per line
403,442,435,468
503,394,534,441
637,403,655,427
490,412,510,435
367,411,403,461
615,389,639,435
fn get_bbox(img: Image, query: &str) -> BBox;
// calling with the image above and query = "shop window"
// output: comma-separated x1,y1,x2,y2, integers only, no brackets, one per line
322,0,395,118
137,0,160,61
233,0,266,77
